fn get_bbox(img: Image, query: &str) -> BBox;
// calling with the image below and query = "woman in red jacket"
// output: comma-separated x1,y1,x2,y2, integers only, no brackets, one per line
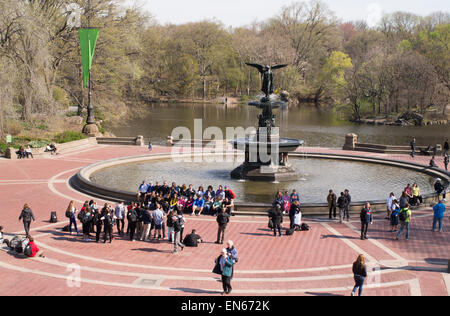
27,236,45,258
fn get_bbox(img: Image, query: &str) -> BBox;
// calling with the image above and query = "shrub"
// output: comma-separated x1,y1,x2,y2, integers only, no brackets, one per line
27,140,49,148
53,131,86,144
0,142,8,154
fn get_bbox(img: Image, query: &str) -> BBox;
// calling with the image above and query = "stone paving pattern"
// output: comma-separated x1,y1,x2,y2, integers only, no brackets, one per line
0,144,448,296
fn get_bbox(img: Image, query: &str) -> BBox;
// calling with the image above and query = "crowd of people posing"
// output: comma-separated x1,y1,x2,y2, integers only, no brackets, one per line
137,181,236,217
62,182,237,253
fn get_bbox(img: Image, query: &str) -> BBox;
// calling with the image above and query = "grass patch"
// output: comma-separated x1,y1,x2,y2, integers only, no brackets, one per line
53,131,86,144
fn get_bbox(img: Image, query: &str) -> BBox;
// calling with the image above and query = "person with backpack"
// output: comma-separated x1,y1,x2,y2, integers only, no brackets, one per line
396,204,412,241
360,202,373,240
19,204,35,236
434,178,446,202
93,208,104,243
216,208,230,244
166,210,175,242
270,204,283,237
386,192,396,220
351,254,367,296
89,200,99,234
172,215,185,254
101,204,115,243
65,201,79,236
390,199,400,232
78,204,93,242
432,200,446,233
24,235,45,258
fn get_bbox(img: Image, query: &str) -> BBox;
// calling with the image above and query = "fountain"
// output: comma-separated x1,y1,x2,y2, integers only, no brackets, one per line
230,63,304,182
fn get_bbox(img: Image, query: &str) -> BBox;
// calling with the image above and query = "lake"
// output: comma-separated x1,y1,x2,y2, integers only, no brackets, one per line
110,103,449,148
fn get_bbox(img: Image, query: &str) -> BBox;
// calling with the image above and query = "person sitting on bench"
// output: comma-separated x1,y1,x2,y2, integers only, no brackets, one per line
45,143,58,155
16,146,26,159
420,146,432,156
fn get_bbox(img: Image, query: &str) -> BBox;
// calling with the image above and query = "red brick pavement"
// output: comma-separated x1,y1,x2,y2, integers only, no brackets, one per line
0,144,448,296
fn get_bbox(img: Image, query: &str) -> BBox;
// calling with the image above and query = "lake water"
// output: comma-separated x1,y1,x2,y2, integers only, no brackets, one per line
110,103,449,148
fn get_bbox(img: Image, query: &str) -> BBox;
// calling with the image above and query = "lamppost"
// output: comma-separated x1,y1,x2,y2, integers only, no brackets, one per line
78,0,100,136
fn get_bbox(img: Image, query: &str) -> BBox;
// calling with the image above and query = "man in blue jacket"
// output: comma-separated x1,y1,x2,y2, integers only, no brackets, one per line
191,194,205,216
432,200,446,233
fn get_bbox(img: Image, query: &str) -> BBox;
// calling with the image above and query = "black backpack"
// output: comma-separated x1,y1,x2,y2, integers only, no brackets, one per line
50,212,57,223
81,213,91,224
77,211,85,222
301,223,310,231
129,211,137,223
105,215,113,226
286,228,295,236
24,244,33,257
9,236,21,251
399,209,408,222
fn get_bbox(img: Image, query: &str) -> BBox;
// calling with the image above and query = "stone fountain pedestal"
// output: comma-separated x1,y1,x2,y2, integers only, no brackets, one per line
230,128,303,182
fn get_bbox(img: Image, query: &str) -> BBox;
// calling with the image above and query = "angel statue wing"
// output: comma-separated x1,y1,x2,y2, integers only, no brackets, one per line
245,63,266,73
270,64,288,70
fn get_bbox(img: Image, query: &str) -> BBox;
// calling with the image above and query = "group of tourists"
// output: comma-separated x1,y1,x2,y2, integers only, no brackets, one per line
327,189,352,223
269,190,303,236
66,199,191,253
137,181,236,217
6,160,449,297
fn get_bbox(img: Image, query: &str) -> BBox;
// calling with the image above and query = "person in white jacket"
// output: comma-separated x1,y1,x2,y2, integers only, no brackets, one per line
386,192,396,220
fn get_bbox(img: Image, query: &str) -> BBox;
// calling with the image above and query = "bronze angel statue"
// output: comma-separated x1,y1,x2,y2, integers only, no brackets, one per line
246,63,288,99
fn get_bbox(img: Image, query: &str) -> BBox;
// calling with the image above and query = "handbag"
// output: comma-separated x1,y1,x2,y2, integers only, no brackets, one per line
212,256,222,275
268,219,274,229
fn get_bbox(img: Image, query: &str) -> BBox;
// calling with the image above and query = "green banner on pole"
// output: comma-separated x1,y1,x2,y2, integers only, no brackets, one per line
78,28,99,88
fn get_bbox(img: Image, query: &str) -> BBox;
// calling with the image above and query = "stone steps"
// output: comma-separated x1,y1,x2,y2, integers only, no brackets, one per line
354,143,437,155
96,136,144,146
